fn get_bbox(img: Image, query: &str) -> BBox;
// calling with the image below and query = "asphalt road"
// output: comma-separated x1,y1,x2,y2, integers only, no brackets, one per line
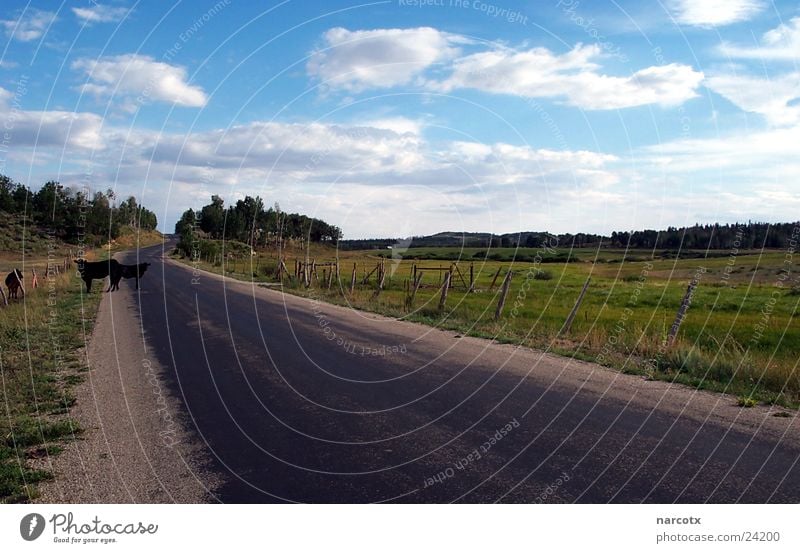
76,242,800,503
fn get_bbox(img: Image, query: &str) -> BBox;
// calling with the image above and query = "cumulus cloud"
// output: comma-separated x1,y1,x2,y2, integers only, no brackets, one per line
4,100,625,235
0,9,56,42
433,44,704,110
706,71,800,127
141,125,621,236
670,0,763,27
0,87,104,150
718,17,800,60
72,5,132,24
307,27,466,92
309,29,704,110
145,121,425,175
72,54,208,107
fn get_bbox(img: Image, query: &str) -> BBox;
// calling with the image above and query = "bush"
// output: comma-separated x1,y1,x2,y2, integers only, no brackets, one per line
737,396,757,408
533,270,553,280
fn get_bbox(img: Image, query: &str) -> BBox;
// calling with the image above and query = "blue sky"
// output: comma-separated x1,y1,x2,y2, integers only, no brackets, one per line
0,0,798,238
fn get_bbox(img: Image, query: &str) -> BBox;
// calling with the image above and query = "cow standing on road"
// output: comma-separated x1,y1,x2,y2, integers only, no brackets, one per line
76,259,120,293
108,262,151,291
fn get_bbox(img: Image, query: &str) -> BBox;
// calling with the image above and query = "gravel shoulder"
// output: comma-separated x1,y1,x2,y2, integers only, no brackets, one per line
35,265,219,503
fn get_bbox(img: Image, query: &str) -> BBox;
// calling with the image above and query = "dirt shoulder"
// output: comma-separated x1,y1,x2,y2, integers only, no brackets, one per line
35,265,219,503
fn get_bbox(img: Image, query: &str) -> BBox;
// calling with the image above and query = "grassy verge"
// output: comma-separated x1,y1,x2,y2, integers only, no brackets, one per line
0,263,102,503
173,244,800,410
97,228,164,260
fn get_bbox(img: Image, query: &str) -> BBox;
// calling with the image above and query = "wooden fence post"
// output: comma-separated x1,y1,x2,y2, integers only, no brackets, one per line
667,274,702,346
31,269,38,289
350,263,357,295
373,263,387,299
407,272,423,310
494,270,512,320
0,285,7,306
439,271,450,311
561,276,591,335
16,271,25,298
453,263,468,289
278,258,290,282
361,263,379,284
469,262,475,292
326,267,334,289
489,267,503,291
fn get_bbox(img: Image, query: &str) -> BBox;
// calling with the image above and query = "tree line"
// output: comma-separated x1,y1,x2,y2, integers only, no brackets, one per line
0,174,158,244
174,194,342,255
338,223,800,251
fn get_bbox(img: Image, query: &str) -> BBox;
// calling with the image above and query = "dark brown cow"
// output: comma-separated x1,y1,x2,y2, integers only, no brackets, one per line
5,269,23,299
108,262,151,291
76,259,120,293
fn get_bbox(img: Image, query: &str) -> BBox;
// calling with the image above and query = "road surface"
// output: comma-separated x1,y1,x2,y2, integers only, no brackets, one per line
41,242,800,503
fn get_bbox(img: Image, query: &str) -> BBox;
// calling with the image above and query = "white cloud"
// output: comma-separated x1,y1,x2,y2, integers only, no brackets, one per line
360,117,423,135
72,54,207,107
309,29,704,110
434,44,704,110
307,27,465,92
671,0,763,27
0,9,56,42
706,71,800,126
72,5,132,24
2,99,626,236
146,121,426,175
0,60,19,69
0,87,104,150
718,17,800,60
642,124,800,173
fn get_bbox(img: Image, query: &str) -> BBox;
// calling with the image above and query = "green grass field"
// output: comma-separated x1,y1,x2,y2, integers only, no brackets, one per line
176,242,800,408
0,265,102,502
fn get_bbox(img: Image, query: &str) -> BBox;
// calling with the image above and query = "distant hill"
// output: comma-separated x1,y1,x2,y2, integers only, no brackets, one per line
339,222,800,251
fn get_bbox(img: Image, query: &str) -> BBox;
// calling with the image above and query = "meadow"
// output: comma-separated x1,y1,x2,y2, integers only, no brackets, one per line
177,241,800,408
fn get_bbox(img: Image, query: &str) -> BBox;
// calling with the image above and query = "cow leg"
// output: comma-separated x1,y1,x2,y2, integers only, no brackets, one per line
84,278,92,293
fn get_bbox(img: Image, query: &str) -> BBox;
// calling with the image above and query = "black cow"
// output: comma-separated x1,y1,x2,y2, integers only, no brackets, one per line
108,262,151,291
76,259,119,293
5,269,23,299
